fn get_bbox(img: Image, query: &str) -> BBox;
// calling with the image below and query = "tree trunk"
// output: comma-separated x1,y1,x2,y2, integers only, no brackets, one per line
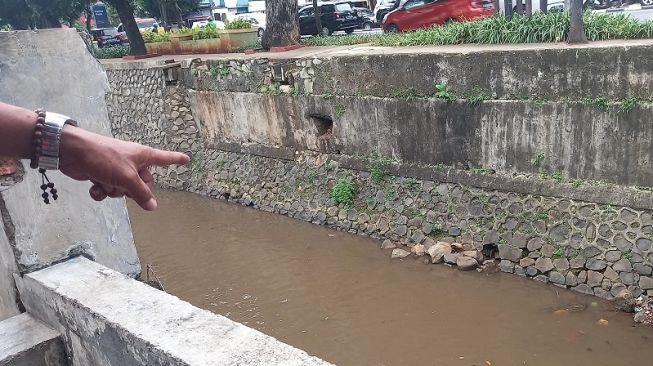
173,0,184,27
515,0,524,14
525,0,533,15
107,0,146,55
369,0,377,8
568,0,587,44
312,0,322,36
262,0,299,49
85,1,92,32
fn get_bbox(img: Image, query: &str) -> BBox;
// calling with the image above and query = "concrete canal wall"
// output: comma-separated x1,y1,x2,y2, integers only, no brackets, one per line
104,43,653,310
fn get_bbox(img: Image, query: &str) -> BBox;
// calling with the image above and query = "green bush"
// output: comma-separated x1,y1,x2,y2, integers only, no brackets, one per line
225,18,252,30
301,11,653,47
95,45,130,59
192,23,219,40
331,178,355,207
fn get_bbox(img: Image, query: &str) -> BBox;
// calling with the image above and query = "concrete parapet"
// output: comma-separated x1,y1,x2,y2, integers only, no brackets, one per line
0,313,66,366
15,257,332,366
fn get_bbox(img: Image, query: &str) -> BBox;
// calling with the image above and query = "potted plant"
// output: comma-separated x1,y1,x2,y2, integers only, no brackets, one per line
191,23,221,54
143,30,171,54
221,19,257,50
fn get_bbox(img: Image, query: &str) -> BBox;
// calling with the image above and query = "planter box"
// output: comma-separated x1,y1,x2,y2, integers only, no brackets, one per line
145,42,159,54
193,38,223,54
220,28,257,50
171,33,192,53
179,40,195,54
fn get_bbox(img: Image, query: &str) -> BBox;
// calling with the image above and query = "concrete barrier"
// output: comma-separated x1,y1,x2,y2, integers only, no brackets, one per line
0,313,66,366
16,257,332,366
0,29,141,320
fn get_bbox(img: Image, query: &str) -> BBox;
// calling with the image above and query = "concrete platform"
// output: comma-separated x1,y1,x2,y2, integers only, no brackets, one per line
0,313,66,366
16,257,332,366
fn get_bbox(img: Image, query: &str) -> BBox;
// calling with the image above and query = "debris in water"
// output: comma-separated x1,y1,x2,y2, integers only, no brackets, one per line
554,309,569,316
280,299,288,303
597,319,609,326
485,361,492,366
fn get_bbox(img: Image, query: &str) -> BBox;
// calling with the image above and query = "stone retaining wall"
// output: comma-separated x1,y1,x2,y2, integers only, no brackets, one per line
103,52,653,318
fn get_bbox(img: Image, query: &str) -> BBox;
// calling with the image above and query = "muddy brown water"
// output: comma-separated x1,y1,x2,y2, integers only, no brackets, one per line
129,190,653,366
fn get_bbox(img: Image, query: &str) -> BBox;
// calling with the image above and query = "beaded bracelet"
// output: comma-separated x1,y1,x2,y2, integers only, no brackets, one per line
31,109,59,204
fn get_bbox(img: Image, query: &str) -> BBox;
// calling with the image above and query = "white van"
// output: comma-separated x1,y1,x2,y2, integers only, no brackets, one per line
497,0,565,13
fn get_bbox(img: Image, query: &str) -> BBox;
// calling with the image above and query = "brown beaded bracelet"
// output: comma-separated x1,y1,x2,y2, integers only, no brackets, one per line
31,109,58,204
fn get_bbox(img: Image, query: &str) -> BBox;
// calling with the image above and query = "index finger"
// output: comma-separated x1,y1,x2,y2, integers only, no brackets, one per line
148,148,190,167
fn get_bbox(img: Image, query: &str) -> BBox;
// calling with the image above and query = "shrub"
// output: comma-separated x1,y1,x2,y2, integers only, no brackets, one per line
301,11,653,47
331,179,354,207
225,18,252,30
95,45,130,59
192,23,219,40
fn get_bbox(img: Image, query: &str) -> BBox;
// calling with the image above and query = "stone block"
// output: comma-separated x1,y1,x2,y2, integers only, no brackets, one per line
534,257,554,273
16,257,331,366
640,276,653,290
553,258,570,271
498,245,522,262
499,260,515,273
0,313,66,366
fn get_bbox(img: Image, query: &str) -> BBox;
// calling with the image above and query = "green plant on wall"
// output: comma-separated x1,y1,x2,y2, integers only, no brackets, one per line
332,178,354,207
553,244,563,258
530,152,545,167
366,155,392,184
209,64,231,79
434,82,452,100
619,97,638,113
392,87,420,102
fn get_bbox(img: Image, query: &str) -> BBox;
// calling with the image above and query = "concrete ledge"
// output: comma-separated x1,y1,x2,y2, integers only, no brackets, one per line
0,313,66,366
15,257,331,366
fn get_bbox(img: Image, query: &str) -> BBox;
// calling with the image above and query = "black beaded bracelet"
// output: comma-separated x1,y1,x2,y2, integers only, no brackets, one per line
31,109,59,204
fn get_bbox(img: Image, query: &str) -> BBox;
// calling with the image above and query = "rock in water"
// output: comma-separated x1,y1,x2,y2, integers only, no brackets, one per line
391,248,410,259
427,242,452,264
381,240,397,249
457,256,479,271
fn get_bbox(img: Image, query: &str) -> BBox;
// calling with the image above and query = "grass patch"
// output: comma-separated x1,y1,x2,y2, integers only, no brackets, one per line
95,45,130,59
301,12,653,48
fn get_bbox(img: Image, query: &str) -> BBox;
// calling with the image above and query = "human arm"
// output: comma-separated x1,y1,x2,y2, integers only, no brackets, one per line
0,102,190,210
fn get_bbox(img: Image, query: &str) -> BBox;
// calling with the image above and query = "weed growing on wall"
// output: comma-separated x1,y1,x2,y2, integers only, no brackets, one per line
209,64,231,79
619,97,638,113
530,152,545,167
392,87,420,102
332,179,355,207
334,104,346,118
553,245,563,258
434,82,452,100
366,155,392,184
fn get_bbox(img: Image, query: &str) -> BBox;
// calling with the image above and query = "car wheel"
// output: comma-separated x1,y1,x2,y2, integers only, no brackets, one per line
257,28,264,38
345,28,355,34
362,22,372,30
385,24,399,33
444,18,456,25
320,26,332,36
641,0,653,6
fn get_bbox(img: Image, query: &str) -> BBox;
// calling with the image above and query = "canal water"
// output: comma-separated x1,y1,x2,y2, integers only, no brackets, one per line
129,190,653,366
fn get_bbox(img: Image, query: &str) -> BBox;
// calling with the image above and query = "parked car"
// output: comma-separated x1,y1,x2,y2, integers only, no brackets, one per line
192,19,226,29
374,0,403,22
234,13,266,37
383,0,495,33
117,18,164,34
299,2,361,36
90,28,128,48
497,0,564,13
353,7,379,29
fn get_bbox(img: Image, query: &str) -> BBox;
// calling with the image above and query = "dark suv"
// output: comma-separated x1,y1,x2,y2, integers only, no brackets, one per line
299,2,360,36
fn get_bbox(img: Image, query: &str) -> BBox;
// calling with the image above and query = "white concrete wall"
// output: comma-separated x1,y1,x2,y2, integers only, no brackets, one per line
0,29,140,286
16,257,332,366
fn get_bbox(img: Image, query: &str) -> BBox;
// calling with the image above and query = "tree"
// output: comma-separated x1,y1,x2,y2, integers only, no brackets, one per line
106,0,147,55
567,0,587,43
312,0,322,36
0,0,85,29
262,0,299,49
133,0,199,25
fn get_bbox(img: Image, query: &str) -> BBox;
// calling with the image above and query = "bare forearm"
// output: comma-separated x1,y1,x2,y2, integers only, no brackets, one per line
0,102,37,159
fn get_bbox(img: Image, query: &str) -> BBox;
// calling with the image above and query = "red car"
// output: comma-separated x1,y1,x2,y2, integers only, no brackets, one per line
382,0,495,32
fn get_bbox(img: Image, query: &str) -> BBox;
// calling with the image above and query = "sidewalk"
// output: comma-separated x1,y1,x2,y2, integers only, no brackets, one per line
101,38,653,65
